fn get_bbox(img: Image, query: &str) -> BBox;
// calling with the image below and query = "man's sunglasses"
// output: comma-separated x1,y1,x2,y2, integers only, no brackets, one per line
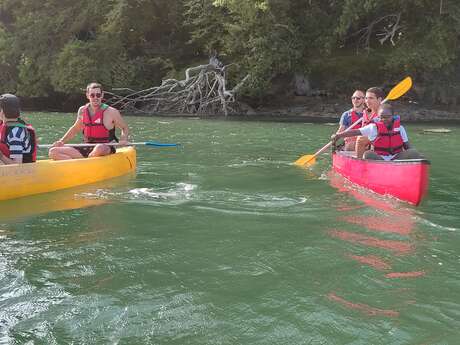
89,93,102,98
351,96,363,100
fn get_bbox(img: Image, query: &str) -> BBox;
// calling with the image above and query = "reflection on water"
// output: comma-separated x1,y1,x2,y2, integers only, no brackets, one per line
0,191,107,221
346,254,391,271
339,214,413,235
326,172,426,317
328,229,414,255
0,175,136,221
327,292,400,317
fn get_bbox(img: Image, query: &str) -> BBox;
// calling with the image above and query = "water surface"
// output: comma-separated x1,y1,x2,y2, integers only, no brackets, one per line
1,113,459,344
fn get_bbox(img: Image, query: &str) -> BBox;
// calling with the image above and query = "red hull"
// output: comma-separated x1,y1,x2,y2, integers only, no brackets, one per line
332,152,430,205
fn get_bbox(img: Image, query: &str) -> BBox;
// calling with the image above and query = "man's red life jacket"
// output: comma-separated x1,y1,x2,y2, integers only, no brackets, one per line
349,110,363,129
372,117,404,156
82,103,116,143
0,118,37,163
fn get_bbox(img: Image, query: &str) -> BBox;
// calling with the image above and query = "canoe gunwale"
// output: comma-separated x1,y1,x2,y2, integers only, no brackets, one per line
333,151,431,166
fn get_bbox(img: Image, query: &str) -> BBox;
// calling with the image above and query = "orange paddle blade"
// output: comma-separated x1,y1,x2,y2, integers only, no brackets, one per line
385,76,412,102
294,154,316,167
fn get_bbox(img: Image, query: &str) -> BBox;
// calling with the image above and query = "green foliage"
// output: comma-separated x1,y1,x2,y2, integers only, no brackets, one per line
128,57,173,90
184,0,229,54
51,40,109,93
0,26,18,92
0,0,459,104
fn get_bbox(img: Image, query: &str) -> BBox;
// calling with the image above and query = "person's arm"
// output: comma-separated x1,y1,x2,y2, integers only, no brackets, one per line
109,108,129,144
53,109,84,146
0,151,20,164
337,112,348,133
331,123,376,143
331,129,362,142
399,125,411,149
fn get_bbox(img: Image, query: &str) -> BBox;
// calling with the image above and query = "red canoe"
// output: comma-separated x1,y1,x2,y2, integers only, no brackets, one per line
332,151,430,205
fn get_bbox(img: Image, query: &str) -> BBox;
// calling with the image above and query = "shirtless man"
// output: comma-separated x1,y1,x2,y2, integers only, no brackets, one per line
49,82,129,160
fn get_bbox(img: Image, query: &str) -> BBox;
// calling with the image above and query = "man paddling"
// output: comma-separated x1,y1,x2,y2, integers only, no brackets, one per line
331,103,422,161
0,94,37,165
49,82,129,160
336,90,365,151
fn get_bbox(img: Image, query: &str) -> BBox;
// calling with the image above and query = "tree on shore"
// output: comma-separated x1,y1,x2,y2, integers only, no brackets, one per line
0,0,459,108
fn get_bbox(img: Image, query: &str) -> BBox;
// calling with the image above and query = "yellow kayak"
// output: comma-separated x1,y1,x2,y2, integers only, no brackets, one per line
0,146,136,201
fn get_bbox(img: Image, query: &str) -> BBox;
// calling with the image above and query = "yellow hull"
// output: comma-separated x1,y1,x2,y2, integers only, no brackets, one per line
0,146,136,201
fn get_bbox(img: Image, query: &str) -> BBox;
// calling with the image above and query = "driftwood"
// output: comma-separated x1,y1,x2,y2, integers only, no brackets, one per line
423,128,451,134
105,57,250,116
350,13,403,53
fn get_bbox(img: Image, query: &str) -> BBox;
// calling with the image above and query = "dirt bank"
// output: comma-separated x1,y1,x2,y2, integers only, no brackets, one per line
139,96,460,124
239,96,460,123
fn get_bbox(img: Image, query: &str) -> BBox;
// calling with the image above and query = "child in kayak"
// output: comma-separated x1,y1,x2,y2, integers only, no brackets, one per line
0,94,37,164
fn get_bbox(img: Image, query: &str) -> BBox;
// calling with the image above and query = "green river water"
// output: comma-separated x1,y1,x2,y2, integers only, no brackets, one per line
1,113,459,344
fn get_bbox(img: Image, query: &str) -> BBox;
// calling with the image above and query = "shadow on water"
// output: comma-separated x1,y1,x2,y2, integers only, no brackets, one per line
0,175,137,222
0,191,107,222
325,172,427,317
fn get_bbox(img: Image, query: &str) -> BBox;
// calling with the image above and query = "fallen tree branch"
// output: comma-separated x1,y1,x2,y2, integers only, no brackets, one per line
105,57,250,116
349,13,403,53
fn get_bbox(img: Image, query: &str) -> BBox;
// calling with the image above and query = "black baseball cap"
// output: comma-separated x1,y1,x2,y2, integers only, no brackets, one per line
0,93,20,118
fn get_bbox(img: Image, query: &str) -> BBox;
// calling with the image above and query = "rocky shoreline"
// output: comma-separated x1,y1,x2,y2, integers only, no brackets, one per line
138,97,460,124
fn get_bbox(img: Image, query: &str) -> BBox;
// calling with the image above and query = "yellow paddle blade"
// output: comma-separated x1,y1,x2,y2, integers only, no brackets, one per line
385,76,412,101
294,154,316,167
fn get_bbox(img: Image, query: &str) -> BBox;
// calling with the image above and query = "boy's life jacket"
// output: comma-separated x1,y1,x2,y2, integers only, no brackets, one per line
372,116,404,156
0,118,37,163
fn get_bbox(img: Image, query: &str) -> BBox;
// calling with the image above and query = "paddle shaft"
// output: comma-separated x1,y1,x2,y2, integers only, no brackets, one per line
312,117,363,158
38,142,175,149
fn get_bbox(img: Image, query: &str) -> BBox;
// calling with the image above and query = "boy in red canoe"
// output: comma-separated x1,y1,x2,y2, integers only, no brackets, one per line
331,103,423,161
